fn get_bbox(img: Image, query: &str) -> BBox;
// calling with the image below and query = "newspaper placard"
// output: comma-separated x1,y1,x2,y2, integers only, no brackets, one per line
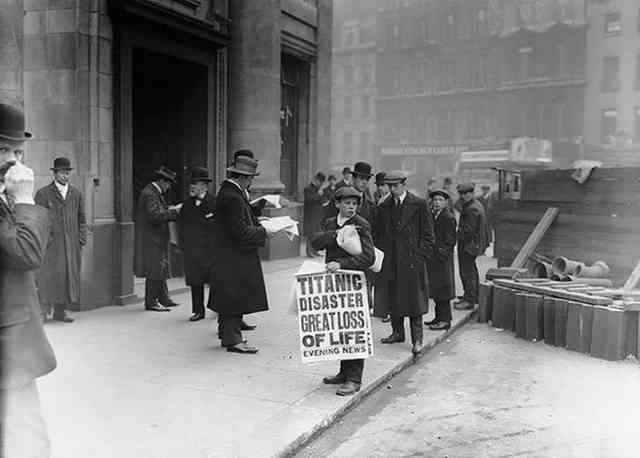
295,270,374,363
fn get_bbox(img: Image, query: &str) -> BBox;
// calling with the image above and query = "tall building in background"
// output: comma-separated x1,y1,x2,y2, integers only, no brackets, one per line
331,0,378,172
374,0,586,187
583,0,640,165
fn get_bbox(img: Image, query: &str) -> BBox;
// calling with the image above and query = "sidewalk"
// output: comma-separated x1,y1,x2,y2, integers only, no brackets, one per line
39,254,496,458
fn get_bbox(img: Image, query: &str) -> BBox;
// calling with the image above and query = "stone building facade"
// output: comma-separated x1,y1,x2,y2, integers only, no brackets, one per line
1,0,332,308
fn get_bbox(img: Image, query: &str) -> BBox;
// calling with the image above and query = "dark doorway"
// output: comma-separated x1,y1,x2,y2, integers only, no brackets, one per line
132,47,208,208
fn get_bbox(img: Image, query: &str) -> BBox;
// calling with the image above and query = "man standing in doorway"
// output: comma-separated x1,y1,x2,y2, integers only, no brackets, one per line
35,157,87,322
303,171,328,257
1,102,57,458
134,166,182,312
376,171,435,354
177,166,216,322
454,183,488,311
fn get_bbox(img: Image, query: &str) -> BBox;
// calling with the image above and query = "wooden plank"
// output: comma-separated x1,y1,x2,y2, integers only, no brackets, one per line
623,260,640,291
510,207,559,269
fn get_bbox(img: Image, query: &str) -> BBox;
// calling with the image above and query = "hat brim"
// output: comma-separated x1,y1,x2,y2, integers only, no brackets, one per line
154,171,177,183
51,167,73,171
384,178,407,185
352,172,373,179
0,131,32,142
226,166,260,176
429,190,450,200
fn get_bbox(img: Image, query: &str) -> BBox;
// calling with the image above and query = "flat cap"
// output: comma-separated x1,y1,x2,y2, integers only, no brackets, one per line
457,182,475,193
429,189,450,200
334,186,361,202
383,170,408,184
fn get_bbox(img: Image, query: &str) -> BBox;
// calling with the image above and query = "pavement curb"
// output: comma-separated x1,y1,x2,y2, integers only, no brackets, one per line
274,307,478,458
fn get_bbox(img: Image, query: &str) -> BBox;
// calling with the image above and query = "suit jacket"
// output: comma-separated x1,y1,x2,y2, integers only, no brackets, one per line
177,192,216,286
210,180,268,316
357,188,377,229
0,200,57,389
375,192,435,317
34,181,87,304
457,197,489,257
427,208,456,301
310,214,375,272
133,183,179,279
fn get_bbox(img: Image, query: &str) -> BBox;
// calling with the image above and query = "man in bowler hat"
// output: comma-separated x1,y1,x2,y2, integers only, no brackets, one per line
177,166,216,322
0,102,57,456
351,162,376,226
35,157,87,323
134,166,182,312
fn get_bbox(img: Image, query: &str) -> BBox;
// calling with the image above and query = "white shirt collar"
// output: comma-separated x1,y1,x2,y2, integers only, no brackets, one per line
55,180,69,198
395,191,407,204
336,214,350,227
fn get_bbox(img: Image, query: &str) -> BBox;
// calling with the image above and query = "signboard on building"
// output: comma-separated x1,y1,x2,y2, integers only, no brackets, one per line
380,145,467,156
295,270,374,363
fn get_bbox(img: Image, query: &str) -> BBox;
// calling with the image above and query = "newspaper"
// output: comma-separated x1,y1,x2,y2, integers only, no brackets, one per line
250,194,282,208
260,216,299,241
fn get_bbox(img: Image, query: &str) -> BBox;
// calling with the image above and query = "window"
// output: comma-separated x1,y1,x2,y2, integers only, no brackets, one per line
436,111,452,140
344,96,352,119
419,19,428,42
470,55,487,88
635,107,640,140
361,95,370,118
474,8,488,36
601,109,618,144
361,64,372,87
518,45,533,80
343,24,359,47
344,65,354,87
601,56,620,92
605,11,622,34
343,132,353,159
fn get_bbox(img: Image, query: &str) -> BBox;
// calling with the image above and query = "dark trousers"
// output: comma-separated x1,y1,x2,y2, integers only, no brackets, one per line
458,251,479,304
434,299,452,323
339,359,364,384
391,315,424,344
144,279,171,306
190,285,212,315
219,315,243,347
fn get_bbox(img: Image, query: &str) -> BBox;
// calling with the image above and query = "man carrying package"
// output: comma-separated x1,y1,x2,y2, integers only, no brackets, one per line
309,186,374,396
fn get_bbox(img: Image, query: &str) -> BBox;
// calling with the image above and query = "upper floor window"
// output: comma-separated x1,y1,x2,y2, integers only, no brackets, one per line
343,24,359,47
474,8,488,36
344,65,354,87
361,64,373,87
344,96,353,119
601,56,620,92
605,11,622,35
361,95,371,118
601,109,618,144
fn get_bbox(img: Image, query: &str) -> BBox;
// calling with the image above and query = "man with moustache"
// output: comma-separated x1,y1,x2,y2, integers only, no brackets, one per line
0,102,57,457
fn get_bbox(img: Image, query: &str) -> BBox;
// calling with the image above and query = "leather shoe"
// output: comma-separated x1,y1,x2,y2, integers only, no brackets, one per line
322,374,346,385
412,341,423,355
145,303,170,312
240,320,256,331
424,318,437,326
380,333,405,344
336,381,361,396
454,301,475,311
429,321,451,331
227,342,258,354
53,312,74,323
189,313,205,322
381,315,391,323
162,301,180,308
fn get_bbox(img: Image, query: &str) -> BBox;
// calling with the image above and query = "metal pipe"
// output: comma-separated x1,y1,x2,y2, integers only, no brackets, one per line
575,261,611,279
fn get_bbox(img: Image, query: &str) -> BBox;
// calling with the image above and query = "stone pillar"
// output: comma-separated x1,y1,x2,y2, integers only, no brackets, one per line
314,0,333,175
228,0,284,194
0,0,24,107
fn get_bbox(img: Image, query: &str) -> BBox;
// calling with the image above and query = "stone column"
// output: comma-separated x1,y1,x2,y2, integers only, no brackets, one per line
314,0,333,174
0,0,24,107
228,0,284,194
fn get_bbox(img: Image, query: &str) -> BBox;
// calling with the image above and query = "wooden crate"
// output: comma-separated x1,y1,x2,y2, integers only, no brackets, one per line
478,281,493,323
525,294,545,342
566,301,594,354
514,293,528,339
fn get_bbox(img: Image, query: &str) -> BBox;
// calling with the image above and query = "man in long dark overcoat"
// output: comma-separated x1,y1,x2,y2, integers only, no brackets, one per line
454,183,489,311
178,166,216,322
1,102,57,457
303,171,328,257
35,157,87,322
375,171,435,354
134,166,181,312
425,189,457,331
211,155,276,354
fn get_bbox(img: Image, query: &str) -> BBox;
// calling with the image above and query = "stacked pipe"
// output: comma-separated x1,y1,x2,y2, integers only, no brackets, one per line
530,257,613,287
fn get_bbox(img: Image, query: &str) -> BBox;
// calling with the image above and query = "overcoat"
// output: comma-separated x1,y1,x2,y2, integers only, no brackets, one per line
374,192,435,317
303,182,327,236
478,192,495,243
0,200,57,389
210,180,268,316
457,197,489,257
177,192,216,286
322,185,337,220
310,214,375,273
34,182,87,305
357,188,376,228
134,183,179,279
427,208,457,301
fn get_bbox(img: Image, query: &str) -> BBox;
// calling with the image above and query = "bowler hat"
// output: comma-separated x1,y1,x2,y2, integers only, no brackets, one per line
352,161,373,178
154,165,177,183
233,149,254,162
334,186,361,202
189,166,212,183
51,157,73,171
429,189,450,200
341,166,351,175
375,172,386,185
457,182,475,194
227,155,260,176
0,103,32,141
383,170,408,184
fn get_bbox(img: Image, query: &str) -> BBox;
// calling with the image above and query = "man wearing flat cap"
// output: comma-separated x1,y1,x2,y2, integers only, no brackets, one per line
177,166,216,322
134,166,182,312
375,171,435,354
454,182,489,311
1,102,57,457
35,157,87,323
211,156,278,353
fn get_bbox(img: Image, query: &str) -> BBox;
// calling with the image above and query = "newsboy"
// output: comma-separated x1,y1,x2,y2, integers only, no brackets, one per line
178,166,216,322
375,171,435,354
134,166,182,312
35,157,87,323
1,102,57,457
